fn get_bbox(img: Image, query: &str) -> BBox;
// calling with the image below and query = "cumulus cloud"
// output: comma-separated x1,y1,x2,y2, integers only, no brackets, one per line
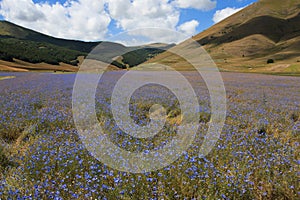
107,0,179,31
106,0,186,44
0,0,111,41
0,0,206,43
213,7,244,24
0,0,45,22
177,20,199,36
113,28,190,46
172,0,216,11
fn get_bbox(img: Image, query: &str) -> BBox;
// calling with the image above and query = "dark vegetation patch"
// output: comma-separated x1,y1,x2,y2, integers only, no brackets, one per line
0,37,84,65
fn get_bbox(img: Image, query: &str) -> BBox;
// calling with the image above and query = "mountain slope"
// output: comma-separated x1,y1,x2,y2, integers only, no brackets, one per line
0,21,101,70
0,21,99,53
0,21,173,71
147,0,300,75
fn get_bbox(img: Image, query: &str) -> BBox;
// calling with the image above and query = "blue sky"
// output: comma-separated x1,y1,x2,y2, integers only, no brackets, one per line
0,0,256,44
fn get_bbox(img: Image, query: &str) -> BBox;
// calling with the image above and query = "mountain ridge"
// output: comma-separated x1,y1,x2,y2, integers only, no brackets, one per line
0,20,173,72
0,20,100,53
147,0,300,75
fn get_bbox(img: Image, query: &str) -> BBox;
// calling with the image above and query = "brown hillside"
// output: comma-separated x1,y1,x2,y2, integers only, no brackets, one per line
146,0,300,75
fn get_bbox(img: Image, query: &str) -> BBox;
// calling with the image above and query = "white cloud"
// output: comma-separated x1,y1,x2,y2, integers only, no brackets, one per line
0,0,206,43
105,0,186,44
172,0,216,11
107,0,179,31
0,0,45,22
0,0,111,41
124,28,190,45
213,7,244,24
177,20,199,36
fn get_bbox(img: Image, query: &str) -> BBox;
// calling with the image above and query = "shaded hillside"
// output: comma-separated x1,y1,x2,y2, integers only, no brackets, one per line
0,21,99,67
0,21,173,71
0,21,99,52
0,37,84,65
193,0,300,43
197,14,300,46
147,0,300,75
88,42,174,69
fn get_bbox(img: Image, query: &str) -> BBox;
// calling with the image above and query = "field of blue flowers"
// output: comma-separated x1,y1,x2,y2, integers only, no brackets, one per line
0,72,299,199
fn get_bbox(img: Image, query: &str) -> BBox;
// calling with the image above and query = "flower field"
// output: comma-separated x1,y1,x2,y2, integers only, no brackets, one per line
0,72,299,199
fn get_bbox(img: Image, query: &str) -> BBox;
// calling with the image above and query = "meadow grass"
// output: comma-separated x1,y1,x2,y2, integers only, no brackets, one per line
284,63,300,73
0,76,15,81
0,72,299,199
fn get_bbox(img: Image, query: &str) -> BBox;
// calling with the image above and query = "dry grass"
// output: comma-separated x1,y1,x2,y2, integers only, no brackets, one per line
0,76,16,80
146,0,300,75
0,59,79,72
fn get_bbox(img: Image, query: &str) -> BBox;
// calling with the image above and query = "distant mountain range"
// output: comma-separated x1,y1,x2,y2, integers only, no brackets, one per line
0,21,173,72
148,0,300,75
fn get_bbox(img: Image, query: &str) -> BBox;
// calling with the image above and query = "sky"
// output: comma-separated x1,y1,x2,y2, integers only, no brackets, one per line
0,0,257,45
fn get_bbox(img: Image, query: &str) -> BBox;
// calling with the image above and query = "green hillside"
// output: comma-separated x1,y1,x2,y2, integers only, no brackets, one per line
0,21,99,52
0,21,99,66
0,37,85,65
0,21,173,70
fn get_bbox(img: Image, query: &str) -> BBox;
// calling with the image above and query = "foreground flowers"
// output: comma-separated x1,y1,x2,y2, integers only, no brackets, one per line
0,72,299,199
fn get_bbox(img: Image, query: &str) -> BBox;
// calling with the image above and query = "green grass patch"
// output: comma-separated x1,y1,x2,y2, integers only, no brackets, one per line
284,63,300,73
0,76,15,80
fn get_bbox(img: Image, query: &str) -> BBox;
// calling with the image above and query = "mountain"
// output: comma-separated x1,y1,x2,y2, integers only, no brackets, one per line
88,42,174,69
0,21,173,72
147,0,300,75
0,21,101,52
